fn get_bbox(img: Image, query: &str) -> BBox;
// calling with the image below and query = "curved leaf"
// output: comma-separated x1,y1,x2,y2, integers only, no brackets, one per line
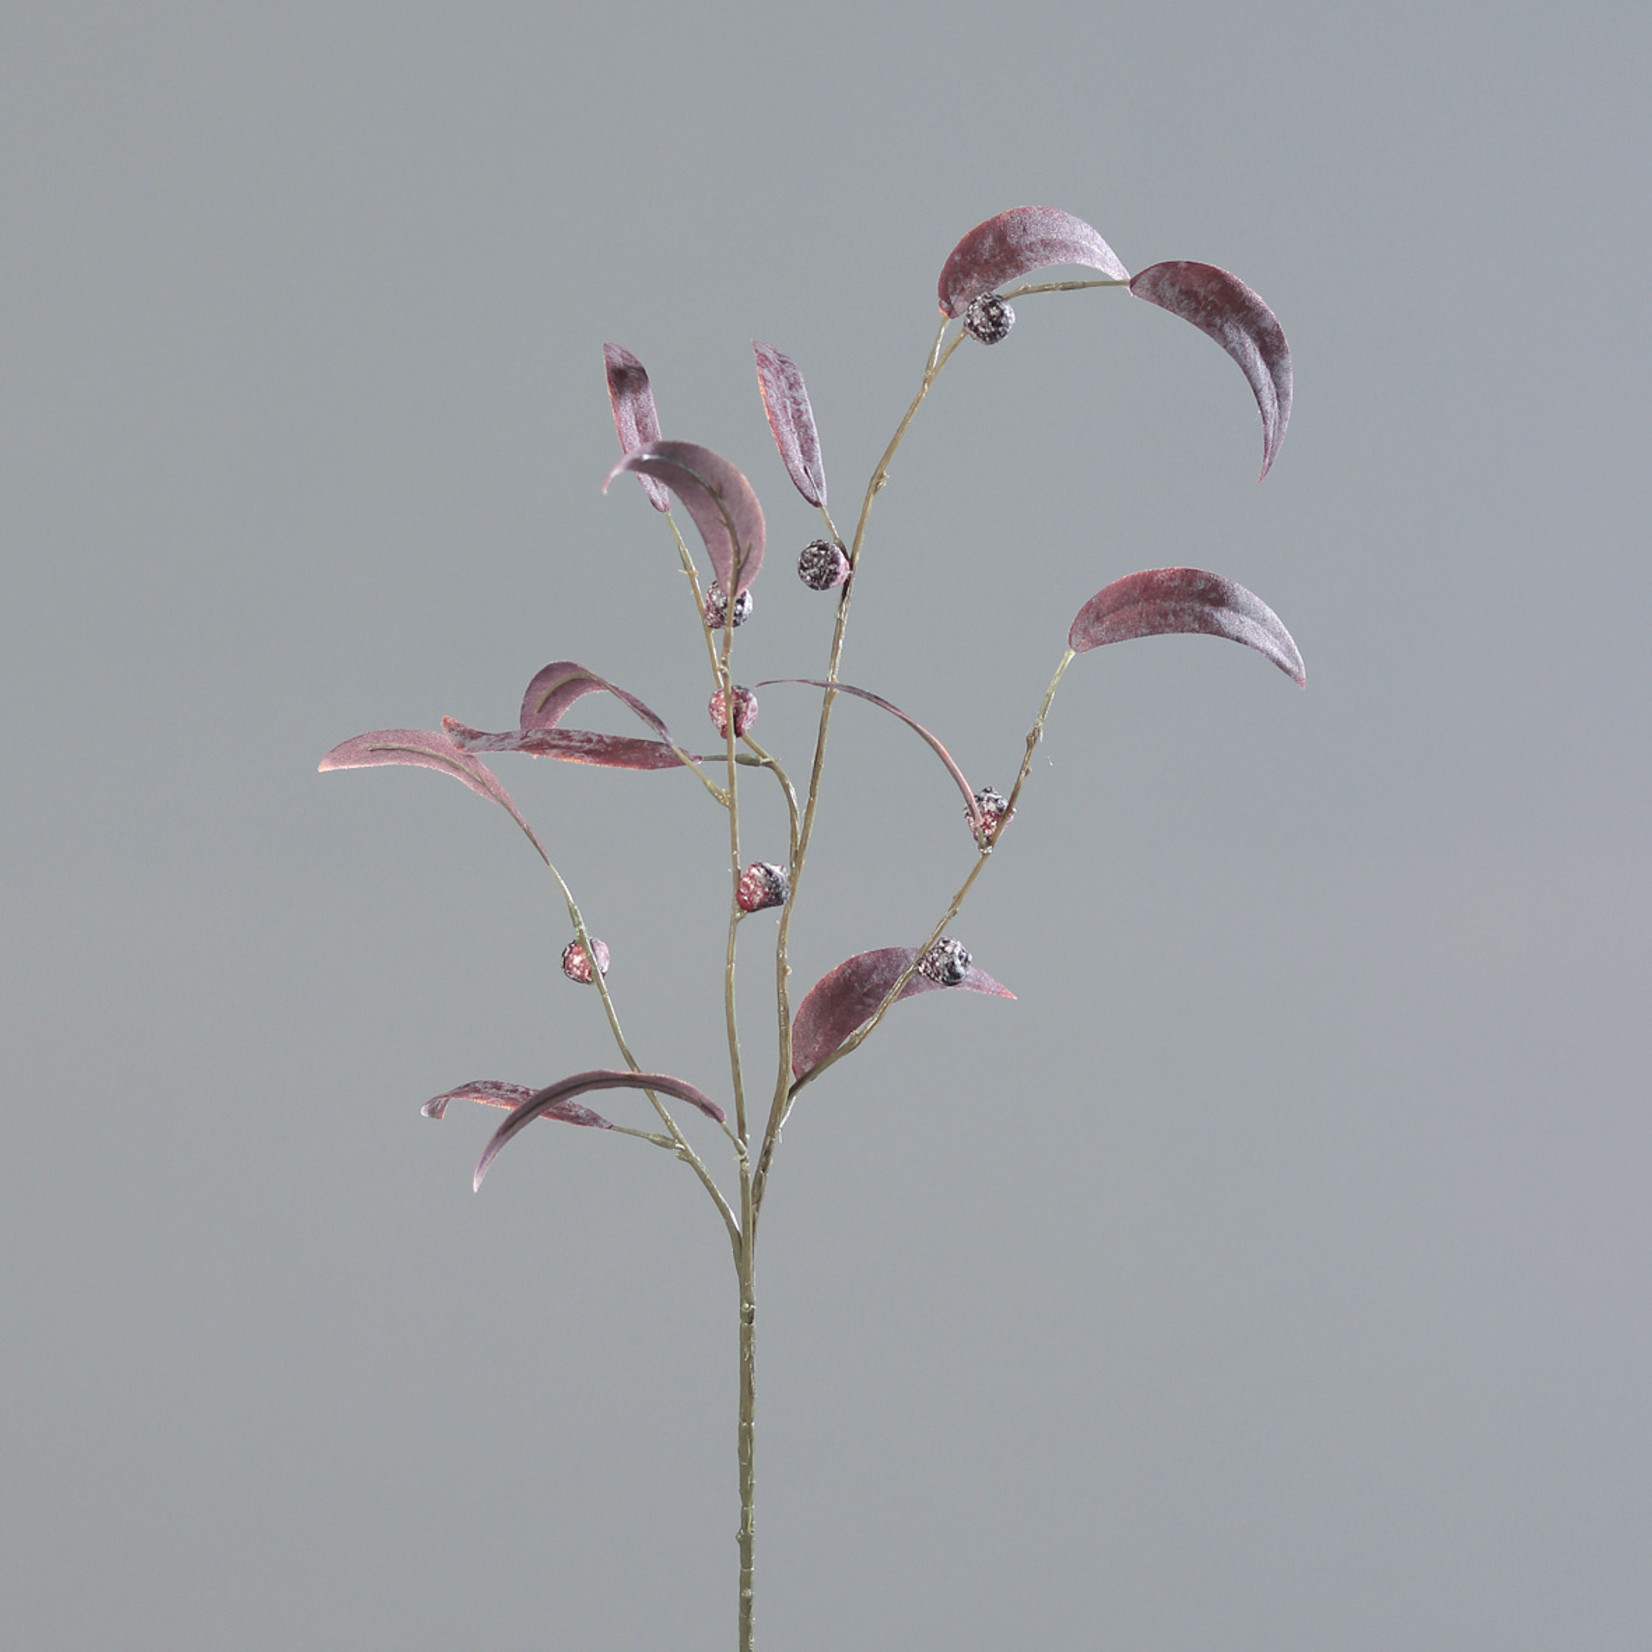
757,678,979,828
1129,262,1292,478
475,1069,726,1189
423,1080,612,1129
937,206,1130,317
791,947,1014,1079
604,440,766,598
603,344,670,511
516,660,674,742
442,718,697,771
752,341,827,507
318,728,549,857
1068,567,1305,686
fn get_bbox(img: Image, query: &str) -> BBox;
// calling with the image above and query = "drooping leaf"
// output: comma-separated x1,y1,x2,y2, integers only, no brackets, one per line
1128,262,1292,479
604,440,766,598
443,718,698,771
1068,567,1305,686
791,947,1014,1079
758,678,979,828
937,206,1130,318
318,728,549,857
423,1080,612,1129
752,341,827,507
475,1069,726,1189
603,343,670,511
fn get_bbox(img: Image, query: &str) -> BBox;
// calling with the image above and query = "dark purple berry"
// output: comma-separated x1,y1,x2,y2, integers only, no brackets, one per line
918,936,971,987
963,292,1014,344
798,538,850,591
969,786,1010,842
561,937,610,984
709,685,758,737
703,579,753,629
736,861,790,913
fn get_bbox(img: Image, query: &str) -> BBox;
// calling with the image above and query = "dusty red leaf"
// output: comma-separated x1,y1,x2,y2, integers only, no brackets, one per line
604,440,766,598
937,206,1130,317
422,1080,612,1129
752,341,827,507
317,728,549,855
1068,567,1305,686
515,660,674,742
442,719,696,771
791,947,1014,1079
603,344,670,511
475,1069,727,1189
757,678,979,828
1128,262,1292,478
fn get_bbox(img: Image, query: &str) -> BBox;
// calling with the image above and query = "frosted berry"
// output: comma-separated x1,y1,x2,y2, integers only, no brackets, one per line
737,861,790,913
969,786,1010,843
561,937,610,984
797,538,850,591
703,579,753,629
963,292,1014,344
918,936,972,987
709,685,758,737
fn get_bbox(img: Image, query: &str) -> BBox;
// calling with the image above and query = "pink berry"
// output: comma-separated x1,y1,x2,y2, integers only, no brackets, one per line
969,786,1010,843
560,937,610,984
797,539,850,591
709,685,758,737
736,861,790,913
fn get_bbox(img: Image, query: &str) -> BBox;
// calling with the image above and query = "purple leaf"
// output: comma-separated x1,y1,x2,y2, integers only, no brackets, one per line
516,660,674,743
318,728,548,853
757,678,979,827
423,1080,612,1129
937,206,1130,318
752,341,827,508
1128,262,1292,479
1068,567,1305,686
475,1069,727,1189
603,344,670,512
791,947,1014,1079
443,719,698,771
604,440,767,598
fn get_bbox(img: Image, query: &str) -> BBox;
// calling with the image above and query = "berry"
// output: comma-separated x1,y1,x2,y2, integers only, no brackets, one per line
969,786,1010,843
918,936,972,987
709,685,758,737
737,861,790,913
797,538,850,591
703,579,753,629
963,292,1014,344
561,937,611,984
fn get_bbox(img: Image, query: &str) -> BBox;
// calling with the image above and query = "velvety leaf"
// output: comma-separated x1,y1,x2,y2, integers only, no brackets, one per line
318,728,548,853
603,343,670,511
1068,567,1305,686
752,341,827,507
791,947,1014,1079
516,660,674,743
475,1069,726,1189
937,206,1130,317
423,1080,612,1129
1128,262,1292,478
443,718,697,771
758,678,979,826
605,440,766,598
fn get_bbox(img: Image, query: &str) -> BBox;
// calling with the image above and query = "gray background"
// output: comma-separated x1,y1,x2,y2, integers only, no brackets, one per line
4,3,1648,1648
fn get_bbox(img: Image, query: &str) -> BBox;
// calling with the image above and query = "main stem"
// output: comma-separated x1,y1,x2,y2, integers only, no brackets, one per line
737,1218,756,1652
